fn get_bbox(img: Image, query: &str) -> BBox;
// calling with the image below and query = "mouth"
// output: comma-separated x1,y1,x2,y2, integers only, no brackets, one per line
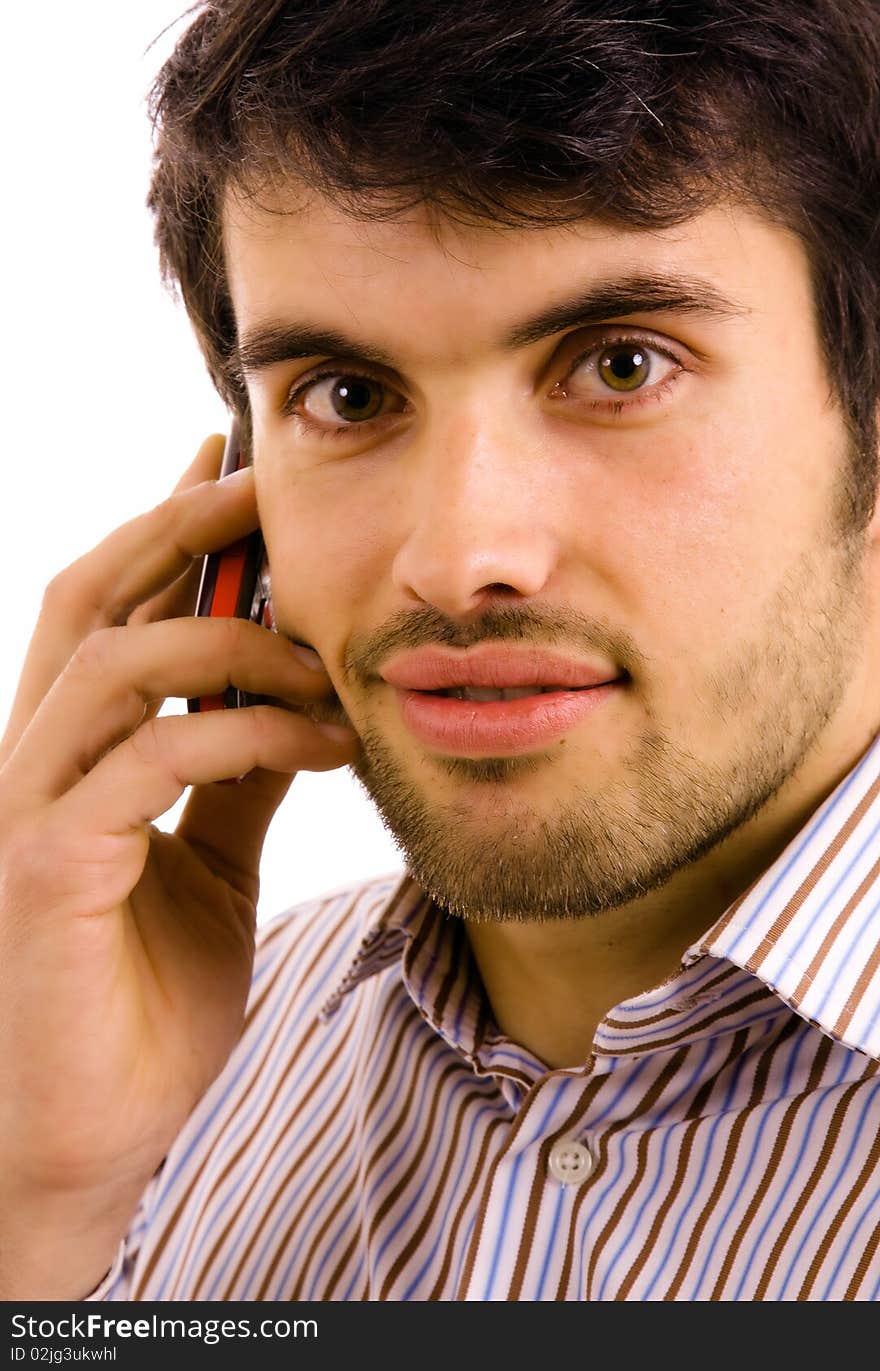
394,679,622,756
422,685,593,701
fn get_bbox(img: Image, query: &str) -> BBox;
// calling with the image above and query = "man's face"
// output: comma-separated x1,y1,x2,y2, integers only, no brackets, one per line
224,189,879,922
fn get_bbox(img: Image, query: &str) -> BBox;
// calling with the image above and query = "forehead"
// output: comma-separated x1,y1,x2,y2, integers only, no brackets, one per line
221,181,812,361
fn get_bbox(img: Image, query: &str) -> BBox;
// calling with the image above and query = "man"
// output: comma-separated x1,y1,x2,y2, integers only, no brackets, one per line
1,0,879,1301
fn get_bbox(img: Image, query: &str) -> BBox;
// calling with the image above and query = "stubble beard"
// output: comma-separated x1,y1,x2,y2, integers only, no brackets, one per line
341,512,869,924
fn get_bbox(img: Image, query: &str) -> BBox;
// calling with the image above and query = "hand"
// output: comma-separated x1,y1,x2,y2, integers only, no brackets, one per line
0,434,360,1217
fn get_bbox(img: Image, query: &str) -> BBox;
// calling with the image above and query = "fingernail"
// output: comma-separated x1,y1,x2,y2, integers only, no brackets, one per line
290,644,327,672
316,722,358,741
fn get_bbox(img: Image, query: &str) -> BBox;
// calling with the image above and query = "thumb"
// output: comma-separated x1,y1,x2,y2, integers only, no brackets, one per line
175,766,297,908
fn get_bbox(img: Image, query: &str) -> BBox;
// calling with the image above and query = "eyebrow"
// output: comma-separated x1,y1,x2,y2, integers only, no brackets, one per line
236,271,750,376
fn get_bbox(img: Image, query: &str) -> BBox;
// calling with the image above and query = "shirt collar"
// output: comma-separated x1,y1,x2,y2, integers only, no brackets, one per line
685,728,880,1059
320,728,880,1062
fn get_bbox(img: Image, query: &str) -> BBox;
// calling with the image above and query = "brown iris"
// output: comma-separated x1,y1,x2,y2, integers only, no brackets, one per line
330,377,385,422
598,344,649,392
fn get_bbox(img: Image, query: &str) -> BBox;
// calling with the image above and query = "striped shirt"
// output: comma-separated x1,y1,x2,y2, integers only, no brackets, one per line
91,730,880,1302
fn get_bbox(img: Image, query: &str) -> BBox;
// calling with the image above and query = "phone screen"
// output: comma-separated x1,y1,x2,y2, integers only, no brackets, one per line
186,419,274,713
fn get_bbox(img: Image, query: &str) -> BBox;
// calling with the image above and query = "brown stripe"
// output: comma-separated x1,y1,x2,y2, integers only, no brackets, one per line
752,1068,872,1299
437,1115,509,1301
367,1060,465,1293
615,1027,751,1300
788,851,880,1025
286,1000,428,1299
378,1082,499,1299
452,1071,551,1298
367,1059,462,1250
241,985,420,1299
835,931,880,1040
603,965,740,1030
244,900,333,1029
836,928,880,1040
707,1031,833,1298
258,1102,361,1299
664,1013,801,1301
361,1031,441,1195
506,1072,611,1300
605,984,776,1056
746,770,880,970
585,1045,697,1300
319,1026,443,1300
553,1044,691,1300
430,916,467,1029
319,1227,361,1300
287,1162,358,1301
471,986,492,1059
843,1212,880,1300
796,1059,880,1300
317,882,428,1012
130,892,357,1298
190,1012,325,1298
401,899,444,992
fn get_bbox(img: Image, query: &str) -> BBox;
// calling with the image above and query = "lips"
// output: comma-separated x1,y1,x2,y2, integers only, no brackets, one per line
380,646,618,693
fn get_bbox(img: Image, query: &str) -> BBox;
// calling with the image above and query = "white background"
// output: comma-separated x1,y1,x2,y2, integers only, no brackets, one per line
0,3,403,920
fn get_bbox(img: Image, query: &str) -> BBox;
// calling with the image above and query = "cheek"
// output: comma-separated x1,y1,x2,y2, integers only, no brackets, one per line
594,408,802,680
259,468,392,646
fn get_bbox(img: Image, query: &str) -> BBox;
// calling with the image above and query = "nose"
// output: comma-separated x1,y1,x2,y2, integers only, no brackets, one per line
390,412,560,618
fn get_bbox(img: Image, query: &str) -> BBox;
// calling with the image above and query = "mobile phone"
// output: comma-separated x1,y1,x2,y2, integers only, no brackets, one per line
186,418,275,713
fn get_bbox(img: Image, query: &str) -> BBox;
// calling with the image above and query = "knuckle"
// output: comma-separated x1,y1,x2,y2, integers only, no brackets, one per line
42,562,127,631
153,491,180,531
128,715,166,767
222,614,257,667
67,626,122,678
40,565,84,618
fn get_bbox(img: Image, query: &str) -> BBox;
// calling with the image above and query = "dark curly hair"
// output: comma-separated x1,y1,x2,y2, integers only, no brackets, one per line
148,0,880,529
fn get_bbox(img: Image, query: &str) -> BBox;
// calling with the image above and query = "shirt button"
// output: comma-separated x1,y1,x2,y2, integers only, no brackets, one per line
548,1137,593,1186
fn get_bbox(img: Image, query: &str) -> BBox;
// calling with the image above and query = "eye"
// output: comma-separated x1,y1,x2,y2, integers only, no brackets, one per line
283,369,407,435
553,334,686,414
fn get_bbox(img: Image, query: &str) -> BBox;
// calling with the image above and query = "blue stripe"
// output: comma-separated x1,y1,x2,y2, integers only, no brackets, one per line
233,987,416,1300
777,1077,880,1299
639,1033,755,1300
818,1161,880,1299
481,1078,573,1299
779,819,880,1018
291,992,452,1286
369,1076,505,1285
534,1183,569,1300
191,992,367,1299
453,1211,478,1297
731,1044,852,1299
722,743,876,963
595,1037,716,1299
271,986,418,1300
399,1096,508,1299
608,956,726,1014
596,973,762,1045
857,980,880,1049
149,892,359,1297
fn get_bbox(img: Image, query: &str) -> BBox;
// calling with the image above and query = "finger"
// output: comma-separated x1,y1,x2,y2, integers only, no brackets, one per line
127,432,226,630
53,706,359,857
126,556,205,632
3,617,334,806
174,765,298,908
0,450,259,762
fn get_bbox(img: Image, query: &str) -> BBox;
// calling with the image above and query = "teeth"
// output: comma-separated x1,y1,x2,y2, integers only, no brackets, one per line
438,685,570,701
